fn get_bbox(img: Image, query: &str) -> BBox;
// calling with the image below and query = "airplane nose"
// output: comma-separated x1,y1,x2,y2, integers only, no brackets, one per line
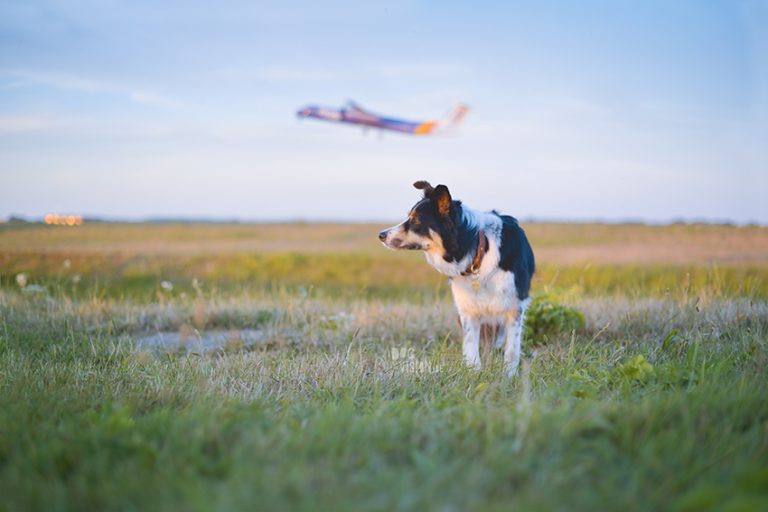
378,230,387,241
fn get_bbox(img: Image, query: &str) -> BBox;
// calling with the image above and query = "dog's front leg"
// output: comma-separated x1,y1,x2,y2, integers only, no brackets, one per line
492,322,507,349
461,316,482,369
503,311,520,377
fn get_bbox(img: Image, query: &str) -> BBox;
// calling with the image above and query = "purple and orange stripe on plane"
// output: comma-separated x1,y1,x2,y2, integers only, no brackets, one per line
296,101,469,136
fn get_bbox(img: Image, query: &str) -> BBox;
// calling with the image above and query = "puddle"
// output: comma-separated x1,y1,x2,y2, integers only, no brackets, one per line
133,329,268,354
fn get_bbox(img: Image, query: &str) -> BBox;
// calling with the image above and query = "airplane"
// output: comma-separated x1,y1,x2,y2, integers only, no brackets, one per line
296,101,469,136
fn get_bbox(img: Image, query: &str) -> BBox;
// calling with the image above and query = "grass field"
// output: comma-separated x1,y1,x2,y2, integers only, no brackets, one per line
1,222,767,511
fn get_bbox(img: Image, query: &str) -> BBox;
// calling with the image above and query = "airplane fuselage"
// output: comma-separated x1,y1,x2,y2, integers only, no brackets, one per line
297,104,437,135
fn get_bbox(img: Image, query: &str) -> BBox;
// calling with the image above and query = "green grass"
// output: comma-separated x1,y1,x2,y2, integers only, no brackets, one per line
1,287,766,511
1,222,767,511
3,251,767,301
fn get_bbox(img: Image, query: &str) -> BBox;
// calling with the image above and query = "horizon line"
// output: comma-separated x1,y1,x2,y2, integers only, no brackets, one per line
2,214,765,228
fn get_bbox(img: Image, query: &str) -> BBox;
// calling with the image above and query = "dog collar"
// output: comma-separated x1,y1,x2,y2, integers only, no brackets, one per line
461,229,487,276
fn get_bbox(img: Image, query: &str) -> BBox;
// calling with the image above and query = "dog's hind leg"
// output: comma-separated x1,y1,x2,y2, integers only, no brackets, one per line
461,316,482,370
504,298,531,377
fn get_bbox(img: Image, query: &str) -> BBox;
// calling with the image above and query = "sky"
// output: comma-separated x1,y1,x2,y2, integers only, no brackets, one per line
1,0,766,223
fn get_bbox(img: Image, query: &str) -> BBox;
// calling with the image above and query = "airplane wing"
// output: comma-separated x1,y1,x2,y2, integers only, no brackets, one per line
345,100,369,114
343,101,380,123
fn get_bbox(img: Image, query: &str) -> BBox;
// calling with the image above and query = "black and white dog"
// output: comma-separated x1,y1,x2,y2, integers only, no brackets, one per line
379,181,535,376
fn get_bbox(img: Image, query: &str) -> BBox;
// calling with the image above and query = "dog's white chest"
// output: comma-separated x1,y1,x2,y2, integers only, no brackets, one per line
450,270,519,320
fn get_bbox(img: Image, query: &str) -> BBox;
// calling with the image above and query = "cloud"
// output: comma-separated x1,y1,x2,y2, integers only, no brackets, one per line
128,90,183,109
5,70,107,93
229,63,471,84
0,115,55,134
373,63,471,80
254,67,338,82
1,69,183,110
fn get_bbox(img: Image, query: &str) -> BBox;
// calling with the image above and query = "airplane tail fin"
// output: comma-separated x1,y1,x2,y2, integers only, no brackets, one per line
437,103,470,131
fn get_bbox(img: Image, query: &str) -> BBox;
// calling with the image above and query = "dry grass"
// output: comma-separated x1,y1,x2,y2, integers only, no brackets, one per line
3,222,767,301
2,222,767,265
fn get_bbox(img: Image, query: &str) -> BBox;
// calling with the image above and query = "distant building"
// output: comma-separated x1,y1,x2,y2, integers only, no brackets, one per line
44,214,84,226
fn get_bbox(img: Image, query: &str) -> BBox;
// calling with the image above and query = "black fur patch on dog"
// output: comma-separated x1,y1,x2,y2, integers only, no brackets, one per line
494,213,535,300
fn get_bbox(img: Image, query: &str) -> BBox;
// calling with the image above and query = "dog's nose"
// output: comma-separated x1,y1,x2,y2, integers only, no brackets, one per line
378,230,387,241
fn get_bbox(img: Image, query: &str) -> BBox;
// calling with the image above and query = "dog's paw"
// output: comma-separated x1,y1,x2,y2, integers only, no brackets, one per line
504,364,519,378
464,358,482,371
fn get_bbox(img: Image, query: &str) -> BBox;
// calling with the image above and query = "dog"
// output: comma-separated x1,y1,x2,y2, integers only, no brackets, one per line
378,181,535,376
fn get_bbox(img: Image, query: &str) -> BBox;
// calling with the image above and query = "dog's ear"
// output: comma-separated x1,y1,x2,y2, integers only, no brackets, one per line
431,185,459,258
413,180,434,197
431,185,452,217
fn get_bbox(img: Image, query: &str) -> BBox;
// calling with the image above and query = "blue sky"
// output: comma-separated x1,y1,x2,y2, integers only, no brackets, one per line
1,0,766,223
